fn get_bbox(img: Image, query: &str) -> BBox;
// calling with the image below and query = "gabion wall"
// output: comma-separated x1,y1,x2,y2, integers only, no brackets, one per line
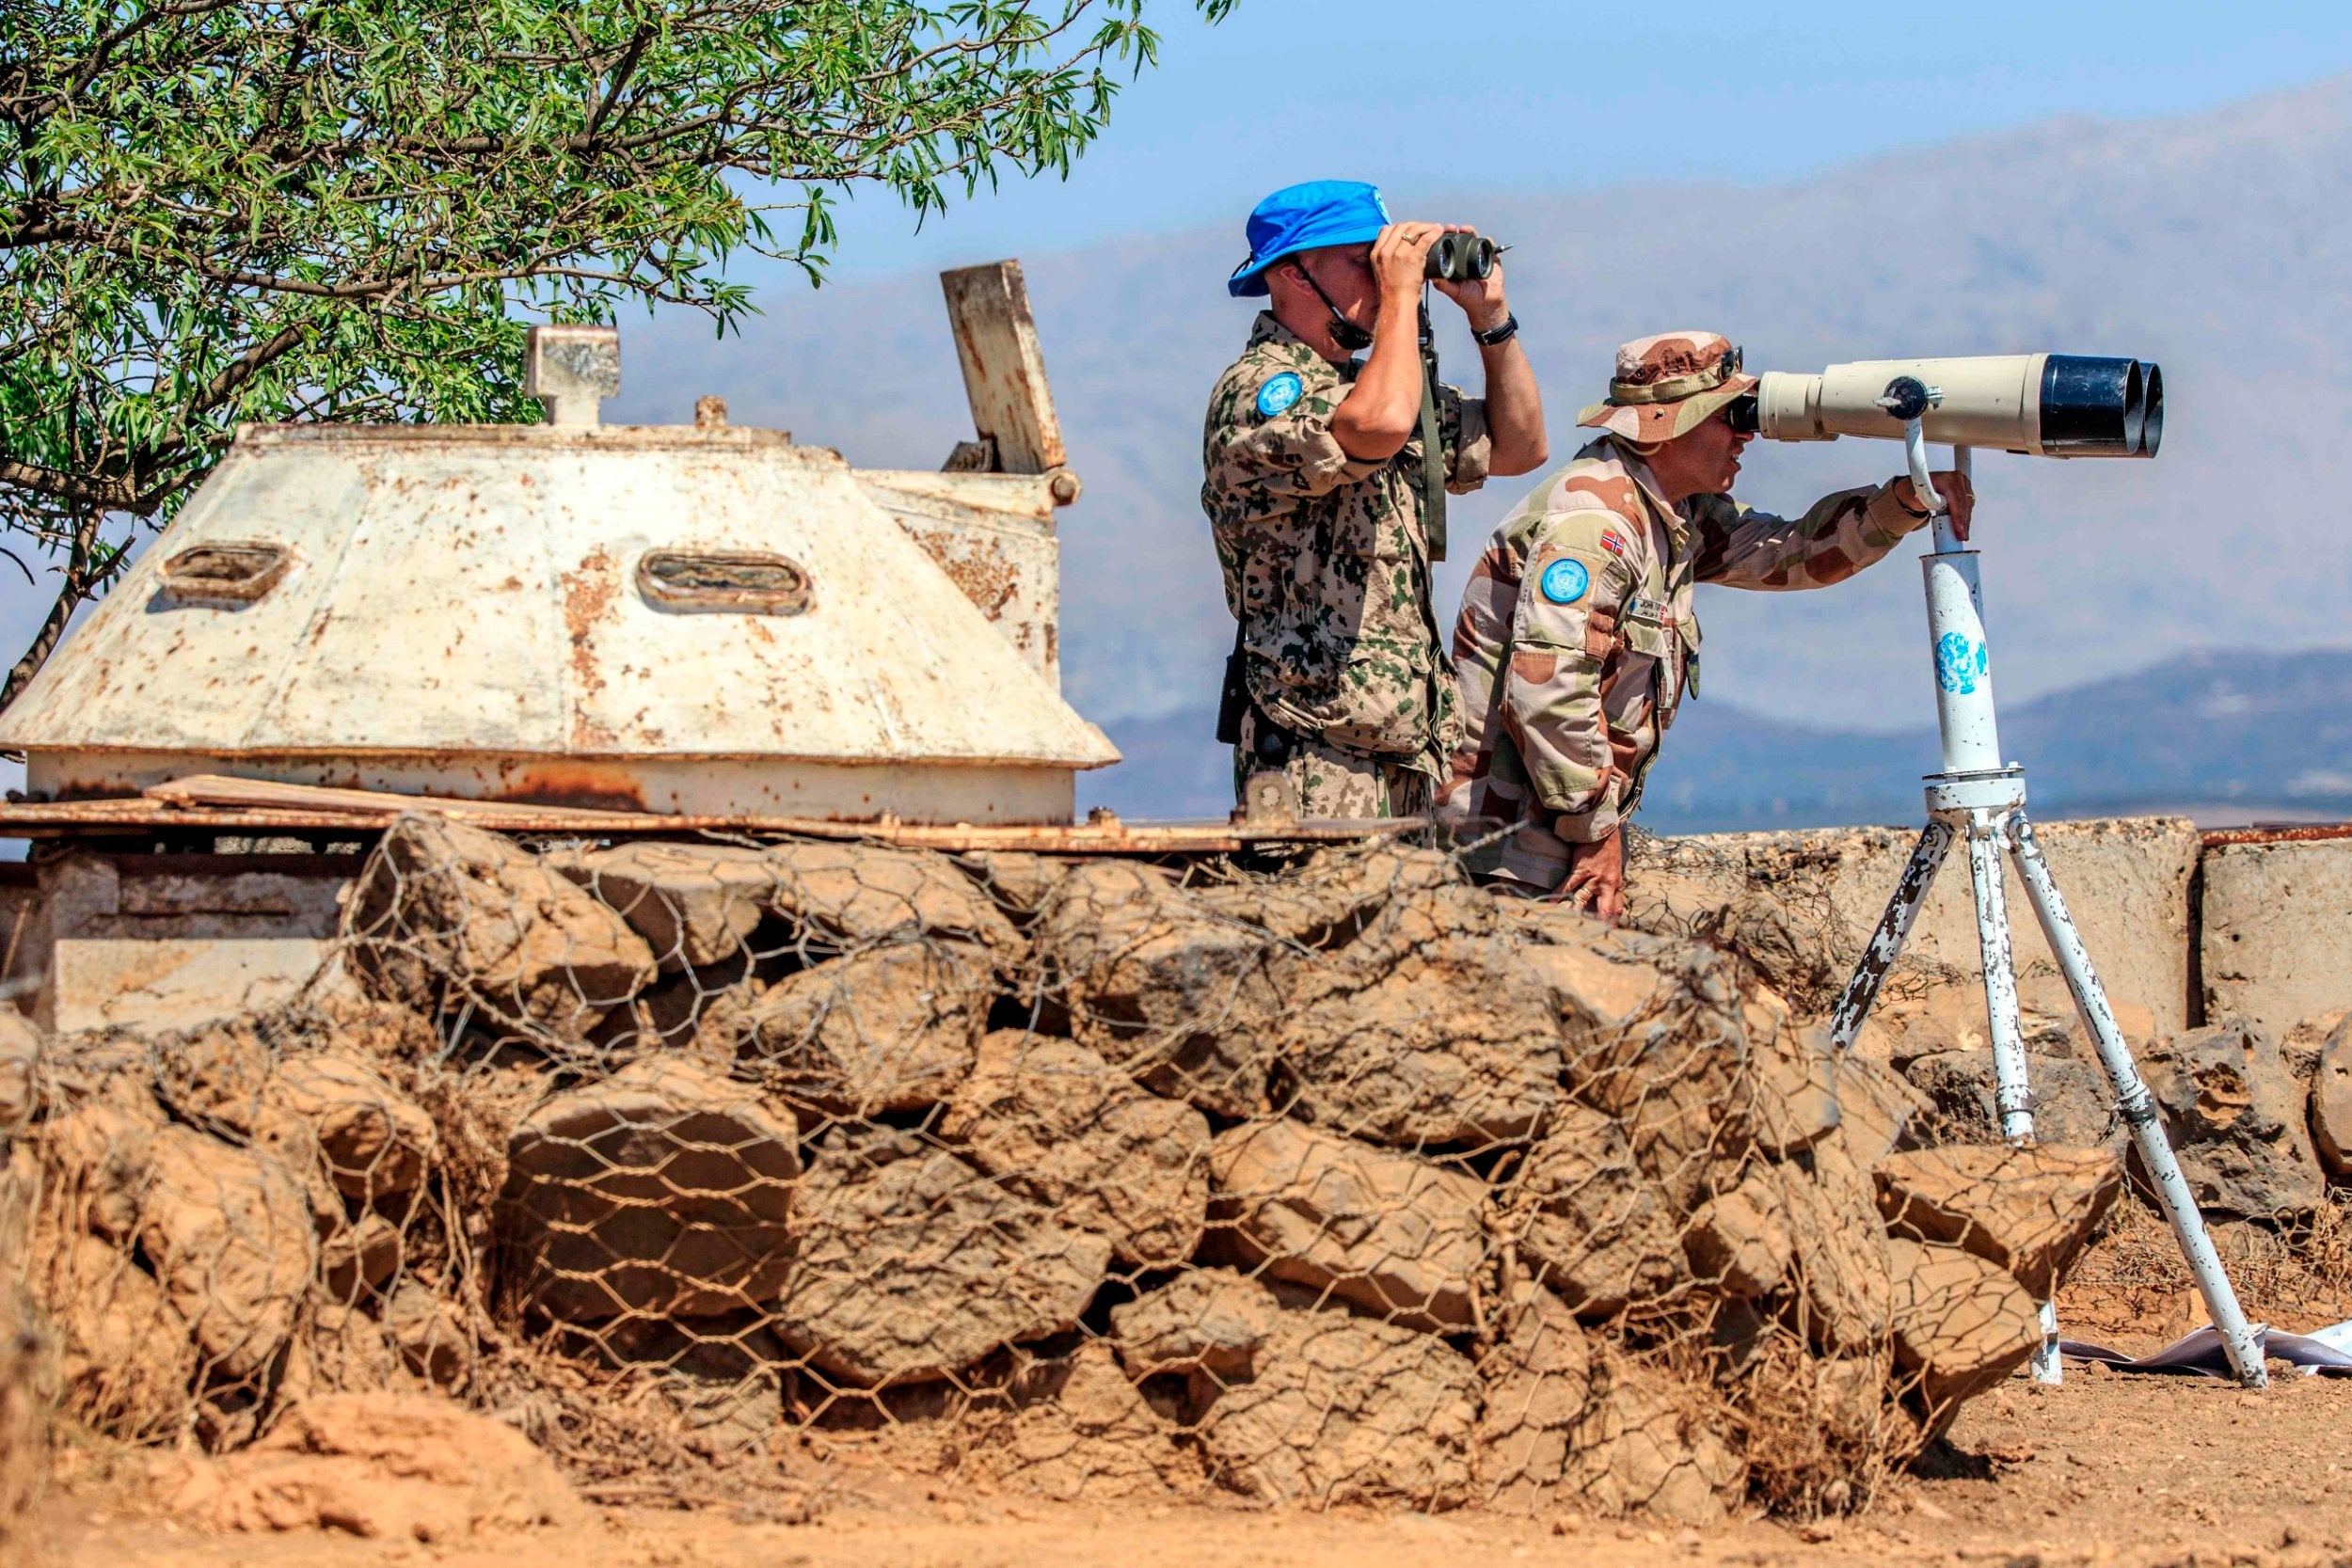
24,817,2123,1523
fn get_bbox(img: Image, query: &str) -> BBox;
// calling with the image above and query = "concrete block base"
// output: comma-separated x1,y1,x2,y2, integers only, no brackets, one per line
1627,816,2198,1044
2200,840,2352,1038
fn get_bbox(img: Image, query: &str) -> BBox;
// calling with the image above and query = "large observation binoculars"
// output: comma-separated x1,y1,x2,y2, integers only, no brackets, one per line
1730,355,2162,457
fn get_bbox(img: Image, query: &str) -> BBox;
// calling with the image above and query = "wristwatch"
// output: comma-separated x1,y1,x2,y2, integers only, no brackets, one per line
1471,311,1519,347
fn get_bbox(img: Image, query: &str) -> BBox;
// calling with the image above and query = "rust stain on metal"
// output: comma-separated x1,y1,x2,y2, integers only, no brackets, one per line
487,764,649,814
561,544,619,747
55,773,140,801
930,536,1021,621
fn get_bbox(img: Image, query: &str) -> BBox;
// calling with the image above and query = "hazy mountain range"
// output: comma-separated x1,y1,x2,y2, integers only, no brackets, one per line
600,72,2352,827
1072,648,2352,831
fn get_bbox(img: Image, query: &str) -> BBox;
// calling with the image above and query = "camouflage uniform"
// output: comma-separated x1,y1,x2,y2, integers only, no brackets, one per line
1444,331,1931,890
1203,310,1490,816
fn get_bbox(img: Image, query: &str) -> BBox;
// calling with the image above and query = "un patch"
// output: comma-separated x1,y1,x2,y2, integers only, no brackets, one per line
1935,631,1987,695
1255,372,1305,419
1540,558,1590,606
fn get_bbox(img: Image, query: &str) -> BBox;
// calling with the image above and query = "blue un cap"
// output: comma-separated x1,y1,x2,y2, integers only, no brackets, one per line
1227,180,1391,298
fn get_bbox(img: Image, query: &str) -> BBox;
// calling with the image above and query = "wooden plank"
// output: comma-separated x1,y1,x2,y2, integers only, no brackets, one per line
0,802,396,834
939,261,1067,475
142,774,650,824
0,794,1416,854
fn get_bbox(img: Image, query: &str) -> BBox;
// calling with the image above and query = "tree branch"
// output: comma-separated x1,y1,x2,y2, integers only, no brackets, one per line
0,505,113,711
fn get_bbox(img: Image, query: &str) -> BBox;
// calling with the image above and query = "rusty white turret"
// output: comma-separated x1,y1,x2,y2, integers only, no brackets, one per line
0,270,1118,825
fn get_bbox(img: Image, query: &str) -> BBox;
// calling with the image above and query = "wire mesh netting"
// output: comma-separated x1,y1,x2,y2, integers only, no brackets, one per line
20,815,2133,1523
0,1034,46,1559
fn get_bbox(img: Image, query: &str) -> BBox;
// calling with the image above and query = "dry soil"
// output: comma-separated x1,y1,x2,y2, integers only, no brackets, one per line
31,1358,2352,1568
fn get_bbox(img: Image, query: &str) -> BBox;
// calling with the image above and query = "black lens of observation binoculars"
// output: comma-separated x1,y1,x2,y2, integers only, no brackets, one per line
2135,362,2163,457
1724,392,1759,435
2039,355,2160,457
1424,233,1498,282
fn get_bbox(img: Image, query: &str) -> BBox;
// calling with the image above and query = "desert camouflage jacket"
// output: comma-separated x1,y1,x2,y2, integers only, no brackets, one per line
1445,435,1925,888
1201,312,1490,777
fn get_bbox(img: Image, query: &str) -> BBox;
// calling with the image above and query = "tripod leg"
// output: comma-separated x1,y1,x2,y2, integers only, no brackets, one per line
1829,819,1955,1052
1962,813,2061,1383
2006,814,2269,1389
1963,819,2036,1143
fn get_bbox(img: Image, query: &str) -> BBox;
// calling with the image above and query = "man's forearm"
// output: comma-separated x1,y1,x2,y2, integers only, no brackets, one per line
1328,293,1427,460
1478,334,1547,476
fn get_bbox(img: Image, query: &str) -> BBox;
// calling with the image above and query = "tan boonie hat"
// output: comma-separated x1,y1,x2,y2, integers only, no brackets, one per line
1576,331,1759,442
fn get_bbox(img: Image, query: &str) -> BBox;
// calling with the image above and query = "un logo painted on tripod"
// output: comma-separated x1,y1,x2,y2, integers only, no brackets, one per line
1935,633,1988,695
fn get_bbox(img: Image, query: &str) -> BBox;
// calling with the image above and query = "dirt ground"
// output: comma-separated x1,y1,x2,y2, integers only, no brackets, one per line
28,1357,2352,1568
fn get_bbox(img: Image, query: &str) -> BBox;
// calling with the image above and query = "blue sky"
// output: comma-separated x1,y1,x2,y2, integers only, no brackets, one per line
800,0,2352,282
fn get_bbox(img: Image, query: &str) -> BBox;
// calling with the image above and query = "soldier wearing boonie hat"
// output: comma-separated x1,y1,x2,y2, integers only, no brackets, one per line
1200,180,1549,820
1442,330,1974,918
1579,332,1759,443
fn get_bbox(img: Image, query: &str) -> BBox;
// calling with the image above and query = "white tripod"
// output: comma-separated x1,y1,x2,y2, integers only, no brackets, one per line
1826,375,2267,1389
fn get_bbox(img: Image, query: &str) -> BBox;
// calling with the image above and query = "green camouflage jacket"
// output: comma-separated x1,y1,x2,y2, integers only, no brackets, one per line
1445,434,1927,888
1201,311,1489,778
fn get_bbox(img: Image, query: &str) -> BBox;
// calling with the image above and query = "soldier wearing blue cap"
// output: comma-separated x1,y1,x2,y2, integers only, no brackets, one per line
1203,181,1548,820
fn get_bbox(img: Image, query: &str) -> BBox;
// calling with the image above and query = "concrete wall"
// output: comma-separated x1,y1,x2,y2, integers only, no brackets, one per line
1628,816,2200,1041
30,851,356,1035
2201,838,2352,1037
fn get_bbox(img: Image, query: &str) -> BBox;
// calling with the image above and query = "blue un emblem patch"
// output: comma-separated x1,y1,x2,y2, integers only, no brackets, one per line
1255,372,1305,418
1540,558,1590,605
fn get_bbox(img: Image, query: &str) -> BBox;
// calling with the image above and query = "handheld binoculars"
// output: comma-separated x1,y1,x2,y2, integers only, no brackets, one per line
1425,232,1501,283
1724,355,2162,458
